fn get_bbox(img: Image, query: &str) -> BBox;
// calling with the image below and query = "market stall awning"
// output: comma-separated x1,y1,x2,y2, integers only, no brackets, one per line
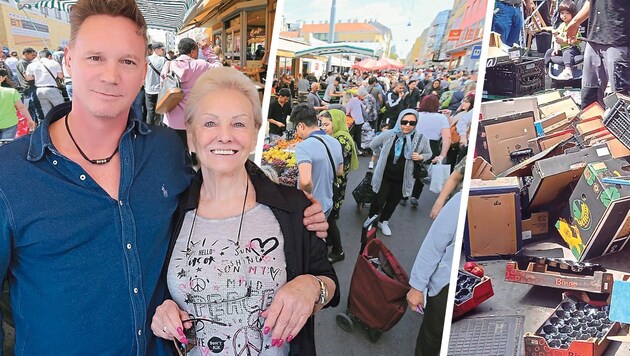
178,0,222,34
351,57,404,71
16,0,198,32
295,44,375,58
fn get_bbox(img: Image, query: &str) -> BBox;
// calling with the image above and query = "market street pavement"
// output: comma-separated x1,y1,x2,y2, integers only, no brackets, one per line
453,239,630,355
315,155,443,355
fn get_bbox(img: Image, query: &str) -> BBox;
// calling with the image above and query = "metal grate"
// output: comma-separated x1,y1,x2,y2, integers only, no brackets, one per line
448,315,525,356
603,96,630,150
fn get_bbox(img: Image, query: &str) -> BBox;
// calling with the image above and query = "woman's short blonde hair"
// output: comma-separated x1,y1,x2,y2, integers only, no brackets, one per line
184,67,262,129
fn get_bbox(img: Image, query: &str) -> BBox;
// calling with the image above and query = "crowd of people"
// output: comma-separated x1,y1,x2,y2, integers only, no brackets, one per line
266,66,475,239
264,64,472,355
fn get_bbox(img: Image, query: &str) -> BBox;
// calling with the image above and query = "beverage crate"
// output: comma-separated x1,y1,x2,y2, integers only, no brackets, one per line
602,94,630,150
484,58,545,97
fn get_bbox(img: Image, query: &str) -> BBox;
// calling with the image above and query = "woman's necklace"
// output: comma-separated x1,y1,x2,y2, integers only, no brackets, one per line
64,114,119,165
186,177,249,260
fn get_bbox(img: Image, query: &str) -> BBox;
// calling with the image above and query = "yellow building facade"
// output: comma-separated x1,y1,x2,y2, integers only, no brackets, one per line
1,2,71,54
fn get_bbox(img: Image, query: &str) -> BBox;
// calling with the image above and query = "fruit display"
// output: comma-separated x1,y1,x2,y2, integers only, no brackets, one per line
261,138,302,187
536,296,615,349
454,271,482,305
463,261,485,277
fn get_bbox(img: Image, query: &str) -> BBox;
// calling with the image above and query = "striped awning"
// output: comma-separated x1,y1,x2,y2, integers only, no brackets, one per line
15,0,199,32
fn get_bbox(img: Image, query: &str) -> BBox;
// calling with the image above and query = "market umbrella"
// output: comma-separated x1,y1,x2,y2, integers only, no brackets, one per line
16,0,198,32
352,57,404,71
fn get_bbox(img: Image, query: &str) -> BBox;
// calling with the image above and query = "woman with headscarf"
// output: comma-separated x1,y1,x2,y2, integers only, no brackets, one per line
422,79,444,98
319,109,359,263
366,109,432,236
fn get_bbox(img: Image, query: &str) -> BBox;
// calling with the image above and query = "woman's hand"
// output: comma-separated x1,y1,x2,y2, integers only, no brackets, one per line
261,275,320,347
431,155,444,164
411,152,423,161
407,288,425,312
151,299,192,345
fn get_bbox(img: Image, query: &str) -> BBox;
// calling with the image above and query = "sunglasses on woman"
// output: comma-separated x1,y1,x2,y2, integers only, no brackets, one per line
400,120,417,126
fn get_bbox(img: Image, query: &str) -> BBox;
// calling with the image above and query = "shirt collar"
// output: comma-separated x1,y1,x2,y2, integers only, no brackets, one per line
27,101,152,162
307,130,326,138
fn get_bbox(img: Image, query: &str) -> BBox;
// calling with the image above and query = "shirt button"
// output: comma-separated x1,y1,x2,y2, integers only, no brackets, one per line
52,160,58,165
119,200,124,206
127,243,132,250
134,288,139,294
138,330,142,336
79,174,86,181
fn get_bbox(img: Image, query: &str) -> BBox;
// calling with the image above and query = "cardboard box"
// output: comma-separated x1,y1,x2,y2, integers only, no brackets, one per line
535,112,569,136
465,178,522,260
498,140,576,178
505,261,615,293
477,111,538,174
480,96,540,122
471,157,495,180
528,145,613,210
576,102,605,121
539,96,581,121
559,159,630,261
521,211,549,240
453,270,494,319
535,90,563,106
528,130,574,154
523,292,620,356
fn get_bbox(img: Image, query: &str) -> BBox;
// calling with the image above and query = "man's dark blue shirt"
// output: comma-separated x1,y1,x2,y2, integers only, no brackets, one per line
0,102,193,355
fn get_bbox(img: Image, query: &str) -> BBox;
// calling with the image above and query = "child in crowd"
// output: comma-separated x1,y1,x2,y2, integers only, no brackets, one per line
551,0,582,79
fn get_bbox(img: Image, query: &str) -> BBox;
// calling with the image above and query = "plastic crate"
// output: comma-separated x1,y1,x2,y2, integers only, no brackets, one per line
484,57,545,97
602,95,630,150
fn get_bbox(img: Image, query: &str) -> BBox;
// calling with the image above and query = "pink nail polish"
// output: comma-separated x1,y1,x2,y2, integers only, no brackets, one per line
277,339,284,347
271,338,279,347
264,327,270,335
287,335,293,343
177,327,184,337
180,337,188,345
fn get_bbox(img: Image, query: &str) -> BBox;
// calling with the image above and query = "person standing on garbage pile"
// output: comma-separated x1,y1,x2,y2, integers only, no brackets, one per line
400,95,450,208
491,0,532,47
320,109,359,264
367,109,432,236
565,0,630,108
407,192,460,356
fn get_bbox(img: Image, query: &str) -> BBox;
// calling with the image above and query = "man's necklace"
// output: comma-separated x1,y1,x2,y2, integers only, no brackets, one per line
64,114,119,165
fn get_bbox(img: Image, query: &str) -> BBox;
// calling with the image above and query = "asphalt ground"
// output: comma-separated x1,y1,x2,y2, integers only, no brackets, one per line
452,236,630,356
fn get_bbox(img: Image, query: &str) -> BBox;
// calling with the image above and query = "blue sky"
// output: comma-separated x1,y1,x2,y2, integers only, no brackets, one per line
281,0,455,58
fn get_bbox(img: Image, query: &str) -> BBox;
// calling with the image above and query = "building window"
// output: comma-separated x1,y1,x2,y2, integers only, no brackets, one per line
40,7,48,16
55,9,62,19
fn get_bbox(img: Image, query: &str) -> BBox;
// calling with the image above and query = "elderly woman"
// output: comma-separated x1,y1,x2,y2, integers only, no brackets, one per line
367,109,432,236
319,109,359,263
152,67,339,355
